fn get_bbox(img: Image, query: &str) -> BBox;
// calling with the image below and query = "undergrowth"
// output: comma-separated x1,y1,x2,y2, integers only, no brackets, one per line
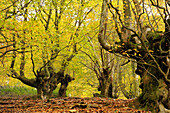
0,86,60,97
0,86,36,97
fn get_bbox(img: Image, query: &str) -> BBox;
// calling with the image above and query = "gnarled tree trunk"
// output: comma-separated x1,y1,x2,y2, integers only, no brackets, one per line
59,74,75,97
98,0,170,112
135,37,170,112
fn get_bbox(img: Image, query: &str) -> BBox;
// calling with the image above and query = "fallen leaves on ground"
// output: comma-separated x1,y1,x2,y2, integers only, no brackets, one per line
0,96,151,113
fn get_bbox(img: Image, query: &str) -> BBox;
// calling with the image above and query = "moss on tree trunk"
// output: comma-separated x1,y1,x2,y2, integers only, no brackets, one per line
135,53,169,112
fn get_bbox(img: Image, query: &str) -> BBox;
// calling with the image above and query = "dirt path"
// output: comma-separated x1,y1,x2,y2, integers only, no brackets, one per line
0,97,151,113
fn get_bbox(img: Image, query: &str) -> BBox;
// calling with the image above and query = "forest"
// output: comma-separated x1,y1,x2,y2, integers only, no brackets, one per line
0,0,169,112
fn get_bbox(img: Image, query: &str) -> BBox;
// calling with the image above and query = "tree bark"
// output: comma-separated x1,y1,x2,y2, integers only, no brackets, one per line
131,62,138,97
99,76,111,97
36,76,58,100
98,1,170,112
59,74,75,97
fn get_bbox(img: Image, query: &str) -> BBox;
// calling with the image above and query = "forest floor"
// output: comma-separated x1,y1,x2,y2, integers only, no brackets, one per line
0,96,151,113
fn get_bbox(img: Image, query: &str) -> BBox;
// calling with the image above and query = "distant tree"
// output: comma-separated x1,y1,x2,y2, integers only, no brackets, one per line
81,0,139,98
81,46,120,98
98,0,169,112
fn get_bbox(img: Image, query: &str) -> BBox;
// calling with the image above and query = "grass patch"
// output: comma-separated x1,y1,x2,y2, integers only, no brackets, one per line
0,86,60,97
0,86,37,97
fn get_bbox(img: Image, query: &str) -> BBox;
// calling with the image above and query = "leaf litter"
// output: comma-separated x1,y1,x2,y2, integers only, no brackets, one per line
0,96,151,113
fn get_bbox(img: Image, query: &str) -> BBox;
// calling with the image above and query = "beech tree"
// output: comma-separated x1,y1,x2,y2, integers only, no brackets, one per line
0,0,96,100
81,24,139,98
83,0,139,99
98,0,169,112
81,44,120,98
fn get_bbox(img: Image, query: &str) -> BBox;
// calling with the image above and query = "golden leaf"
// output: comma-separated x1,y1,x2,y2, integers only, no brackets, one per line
148,50,153,52
122,52,126,55
133,49,138,51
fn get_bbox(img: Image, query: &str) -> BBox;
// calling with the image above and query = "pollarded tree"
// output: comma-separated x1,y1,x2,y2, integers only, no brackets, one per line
0,0,97,100
98,0,169,112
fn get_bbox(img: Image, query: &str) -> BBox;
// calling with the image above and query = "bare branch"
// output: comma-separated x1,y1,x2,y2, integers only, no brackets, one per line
30,40,37,77
0,0,19,12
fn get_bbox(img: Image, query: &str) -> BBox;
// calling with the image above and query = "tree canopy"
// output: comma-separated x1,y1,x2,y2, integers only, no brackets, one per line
0,0,169,112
